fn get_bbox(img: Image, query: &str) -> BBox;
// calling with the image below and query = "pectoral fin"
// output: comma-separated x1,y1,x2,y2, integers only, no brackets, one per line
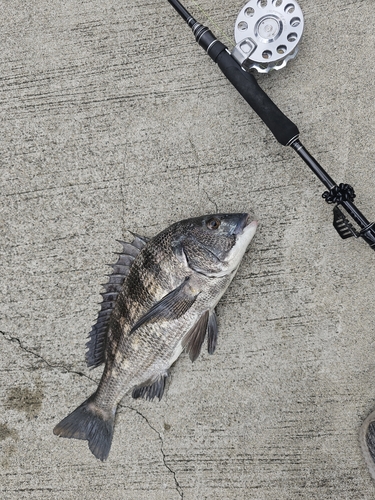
129,278,199,335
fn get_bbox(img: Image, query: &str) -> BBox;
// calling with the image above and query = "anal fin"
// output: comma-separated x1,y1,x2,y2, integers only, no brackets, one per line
132,373,168,401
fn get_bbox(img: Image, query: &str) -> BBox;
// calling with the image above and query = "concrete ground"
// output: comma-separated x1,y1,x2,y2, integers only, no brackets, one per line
1,0,375,498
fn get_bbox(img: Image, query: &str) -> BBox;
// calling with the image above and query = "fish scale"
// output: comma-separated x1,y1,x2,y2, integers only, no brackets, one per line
54,213,257,460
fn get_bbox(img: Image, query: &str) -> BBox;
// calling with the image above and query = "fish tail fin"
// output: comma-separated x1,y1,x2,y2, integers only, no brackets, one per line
53,394,116,461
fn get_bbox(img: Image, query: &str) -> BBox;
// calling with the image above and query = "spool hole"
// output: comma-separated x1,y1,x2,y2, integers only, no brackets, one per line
287,32,297,42
277,45,287,54
258,0,268,8
284,3,295,14
245,7,255,16
238,21,248,30
290,17,300,27
262,50,272,59
272,0,283,6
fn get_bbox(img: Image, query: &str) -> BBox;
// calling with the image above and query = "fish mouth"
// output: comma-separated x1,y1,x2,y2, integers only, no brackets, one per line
233,213,258,236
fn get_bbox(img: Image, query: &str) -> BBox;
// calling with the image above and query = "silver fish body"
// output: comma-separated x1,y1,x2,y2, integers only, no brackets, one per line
54,213,257,460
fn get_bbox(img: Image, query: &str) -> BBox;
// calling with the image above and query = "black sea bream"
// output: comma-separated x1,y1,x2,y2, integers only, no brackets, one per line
54,213,257,460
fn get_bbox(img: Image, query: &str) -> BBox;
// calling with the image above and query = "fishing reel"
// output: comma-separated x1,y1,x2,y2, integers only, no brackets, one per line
232,0,304,73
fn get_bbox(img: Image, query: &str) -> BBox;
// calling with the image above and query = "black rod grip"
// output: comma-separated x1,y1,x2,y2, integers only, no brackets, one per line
212,47,299,146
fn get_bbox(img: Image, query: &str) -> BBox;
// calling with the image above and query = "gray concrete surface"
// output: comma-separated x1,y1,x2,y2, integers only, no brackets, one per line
1,0,375,498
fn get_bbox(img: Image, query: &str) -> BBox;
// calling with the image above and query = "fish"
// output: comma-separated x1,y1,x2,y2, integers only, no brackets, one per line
53,213,258,461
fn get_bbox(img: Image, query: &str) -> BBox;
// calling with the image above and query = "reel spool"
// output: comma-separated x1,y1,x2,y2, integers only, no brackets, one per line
232,0,304,73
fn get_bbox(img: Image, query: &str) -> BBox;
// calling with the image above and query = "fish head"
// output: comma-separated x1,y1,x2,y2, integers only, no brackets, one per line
175,213,258,277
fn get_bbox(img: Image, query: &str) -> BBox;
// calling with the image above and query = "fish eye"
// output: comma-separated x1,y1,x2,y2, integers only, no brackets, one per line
206,218,221,230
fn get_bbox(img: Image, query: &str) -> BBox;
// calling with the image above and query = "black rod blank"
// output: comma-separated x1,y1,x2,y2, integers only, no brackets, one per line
167,0,195,24
290,139,336,190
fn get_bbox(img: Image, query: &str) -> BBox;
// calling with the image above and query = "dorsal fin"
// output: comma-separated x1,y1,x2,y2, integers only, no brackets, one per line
85,234,148,368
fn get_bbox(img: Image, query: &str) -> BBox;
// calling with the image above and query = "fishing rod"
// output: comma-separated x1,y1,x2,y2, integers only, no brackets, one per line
167,0,375,250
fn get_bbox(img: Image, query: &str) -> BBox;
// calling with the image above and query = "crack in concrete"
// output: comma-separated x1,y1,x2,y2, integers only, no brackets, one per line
203,188,218,212
0,330,92,382
188,137,201,194
1,329,184,498
122,404,184,499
